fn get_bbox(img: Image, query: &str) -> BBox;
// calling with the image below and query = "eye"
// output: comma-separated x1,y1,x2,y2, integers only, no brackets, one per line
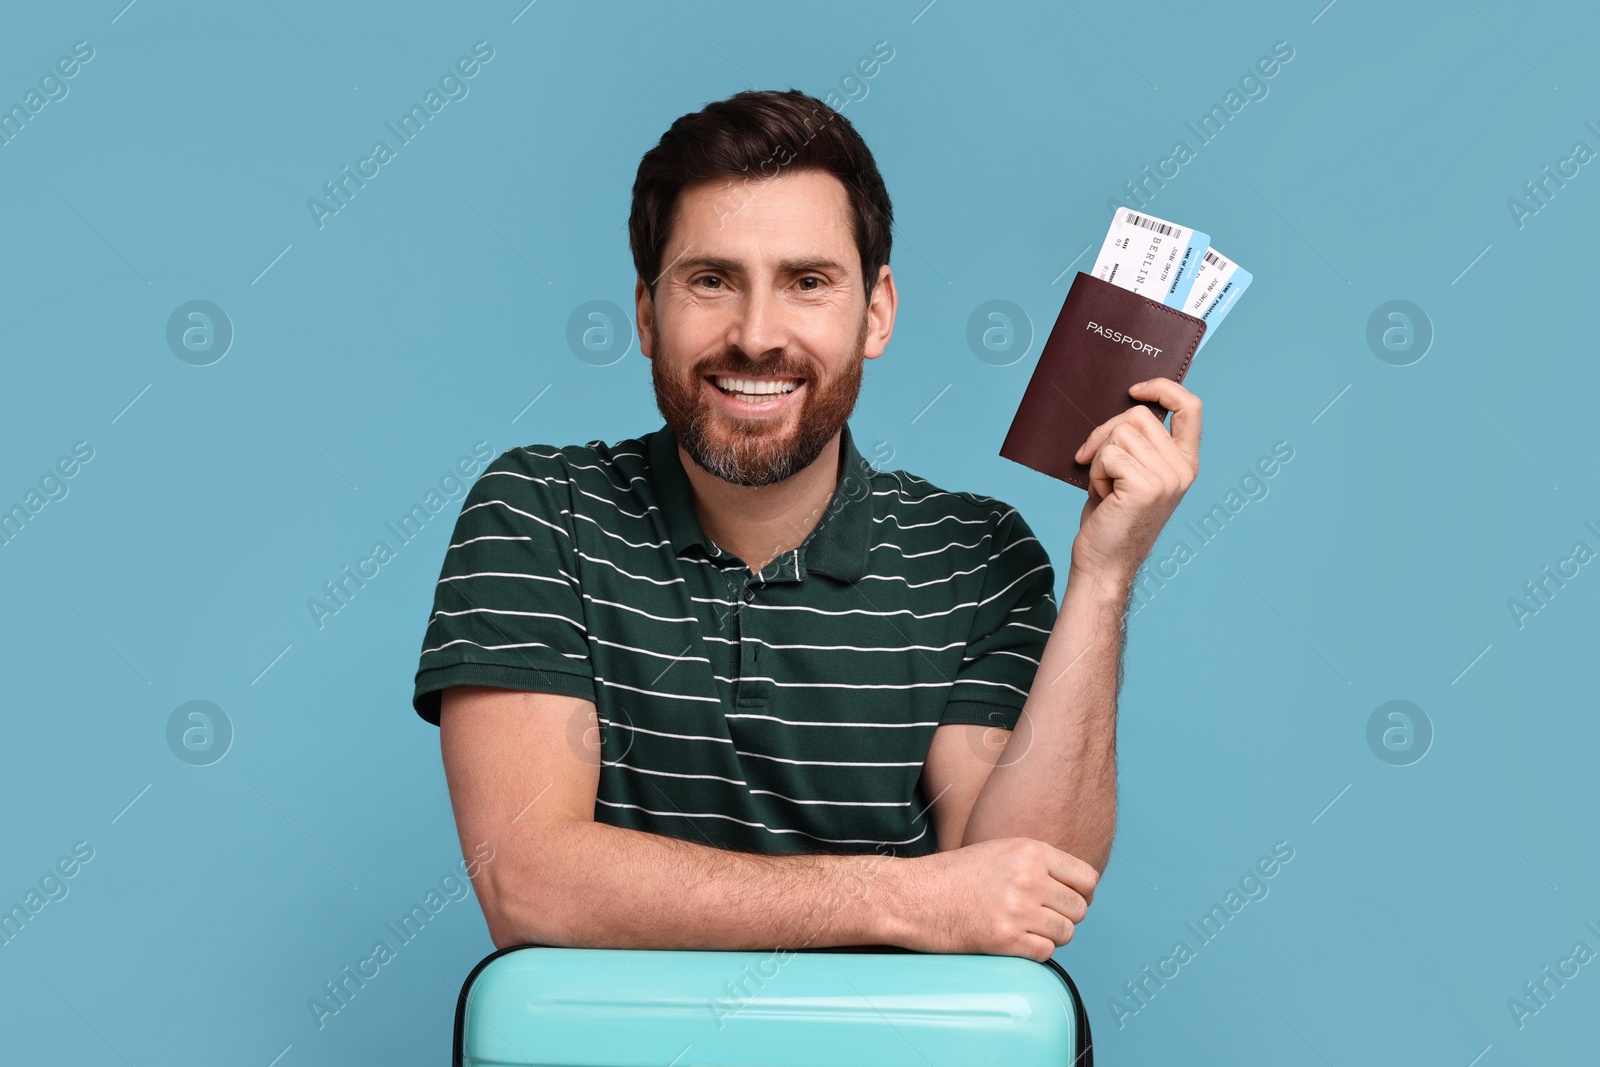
694,274,724,290
796,275,823,291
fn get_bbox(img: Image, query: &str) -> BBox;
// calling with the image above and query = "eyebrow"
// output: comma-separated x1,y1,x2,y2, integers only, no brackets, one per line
672,254,850,277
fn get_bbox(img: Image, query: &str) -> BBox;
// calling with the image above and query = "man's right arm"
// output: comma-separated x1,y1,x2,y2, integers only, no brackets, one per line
440,684,915,952
438,684,1095,960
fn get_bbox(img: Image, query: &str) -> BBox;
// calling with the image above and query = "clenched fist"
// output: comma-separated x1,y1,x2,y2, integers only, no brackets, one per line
883,837,1099,962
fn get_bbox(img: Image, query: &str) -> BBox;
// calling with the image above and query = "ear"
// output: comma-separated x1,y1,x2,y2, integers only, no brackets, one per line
635,276,655,358
863,264,897,361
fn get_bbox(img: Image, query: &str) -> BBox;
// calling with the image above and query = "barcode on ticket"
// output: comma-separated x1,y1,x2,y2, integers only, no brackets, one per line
1125,212,1176,237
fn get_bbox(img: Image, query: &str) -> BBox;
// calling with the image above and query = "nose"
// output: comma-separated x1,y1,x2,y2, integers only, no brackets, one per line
726,278,790,363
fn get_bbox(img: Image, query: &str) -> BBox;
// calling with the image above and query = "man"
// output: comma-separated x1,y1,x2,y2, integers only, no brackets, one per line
412,89,1201,963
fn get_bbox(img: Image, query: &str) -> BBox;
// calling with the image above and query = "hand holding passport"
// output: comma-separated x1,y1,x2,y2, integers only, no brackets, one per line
1000,209,1252,490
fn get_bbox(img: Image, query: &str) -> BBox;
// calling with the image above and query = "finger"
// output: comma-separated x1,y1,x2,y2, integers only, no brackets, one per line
1121,405,1191,487
1128,377,1202,470
1073,418,1115,465
1086,441,1121,501
1043,883,1089,924
1127,377,1201,456
1020,932,1063,962
1125,402,1203,492
1028,908,1077,952
1045,847,1102,899
1109,421,1182,492
1050,911,1077,948
1075,380,1201,467
1073,407,1138,465
1087,438,1157,502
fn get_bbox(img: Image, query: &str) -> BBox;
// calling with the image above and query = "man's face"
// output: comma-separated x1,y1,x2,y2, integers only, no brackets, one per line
638,168,892,487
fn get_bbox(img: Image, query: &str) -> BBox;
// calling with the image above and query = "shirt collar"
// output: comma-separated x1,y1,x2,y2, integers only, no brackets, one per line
645,420,873,583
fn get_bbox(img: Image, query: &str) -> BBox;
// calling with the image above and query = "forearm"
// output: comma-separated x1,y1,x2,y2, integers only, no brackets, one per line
961,560,1131,871
483,819,910,951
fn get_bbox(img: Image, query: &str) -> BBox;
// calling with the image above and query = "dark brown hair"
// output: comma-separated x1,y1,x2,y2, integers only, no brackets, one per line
629,88,893,302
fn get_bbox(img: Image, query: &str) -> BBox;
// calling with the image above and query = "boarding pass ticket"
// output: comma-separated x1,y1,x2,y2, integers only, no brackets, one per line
1091,210,1208,309
1183,246,1253,352
1091,207,1250,348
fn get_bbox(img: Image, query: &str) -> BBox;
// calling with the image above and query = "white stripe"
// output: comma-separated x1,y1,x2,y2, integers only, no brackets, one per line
581,593,697,625
514,451,647,492
572,510,675,551
867,530,1036,566
885,471,1000,506
420,637,589,659
602,761,917,806
734,749,925,768
725,712,940,728
713,675,954,692
447,534,536,549
870,538,991,561
491,466,667,529
871,512,992,532
853,562,984,585
977,563,1052,611
888,474,1004,508
728,600,985,621
602,760,747,786
597,716,731,740
560,457,646,486
586,636,711,663
870,486,1000,508
747,789,911,807
593,680,722,706
949,678,1031,698
961,649,1043,666
702,636,967,654
576,550,688,587
479,469,573,489
874,499,1016,523
562,460,645,491
437,570,576,587
429,606,586,631
574,484,654,520
457,498,572,539
593,799,930,847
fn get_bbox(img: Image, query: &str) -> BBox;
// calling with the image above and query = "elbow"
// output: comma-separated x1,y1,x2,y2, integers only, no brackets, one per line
473,839,578,949
1081,813,1116,879
475,867,539,949
1084,816,1117,889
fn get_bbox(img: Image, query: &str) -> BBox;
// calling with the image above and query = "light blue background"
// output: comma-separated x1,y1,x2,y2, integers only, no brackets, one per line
2,1,1596,1063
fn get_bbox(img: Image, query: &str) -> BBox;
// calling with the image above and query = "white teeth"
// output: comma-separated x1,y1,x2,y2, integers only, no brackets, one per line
711,375,800,396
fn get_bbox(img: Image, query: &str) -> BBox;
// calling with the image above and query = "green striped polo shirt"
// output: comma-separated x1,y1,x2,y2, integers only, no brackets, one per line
412,420,1059,857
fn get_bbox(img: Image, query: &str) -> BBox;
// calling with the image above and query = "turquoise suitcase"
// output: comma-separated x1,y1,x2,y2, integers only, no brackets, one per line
453,944,1092,1066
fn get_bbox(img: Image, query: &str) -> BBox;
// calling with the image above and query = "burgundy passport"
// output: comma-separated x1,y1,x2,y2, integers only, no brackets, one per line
1000,271,1207,490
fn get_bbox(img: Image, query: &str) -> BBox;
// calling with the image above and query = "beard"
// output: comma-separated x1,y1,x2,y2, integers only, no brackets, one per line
649,312,868,488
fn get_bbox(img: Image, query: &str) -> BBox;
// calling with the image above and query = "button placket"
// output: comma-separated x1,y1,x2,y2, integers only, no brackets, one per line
737,577,761,706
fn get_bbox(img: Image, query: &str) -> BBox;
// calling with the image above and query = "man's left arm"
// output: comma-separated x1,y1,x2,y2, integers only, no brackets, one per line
953,377,1203,874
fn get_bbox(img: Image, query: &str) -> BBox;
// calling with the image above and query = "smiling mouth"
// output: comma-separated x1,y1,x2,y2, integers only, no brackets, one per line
706,374,805,401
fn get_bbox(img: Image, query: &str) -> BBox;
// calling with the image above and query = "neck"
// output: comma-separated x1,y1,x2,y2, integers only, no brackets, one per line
678,433,843,576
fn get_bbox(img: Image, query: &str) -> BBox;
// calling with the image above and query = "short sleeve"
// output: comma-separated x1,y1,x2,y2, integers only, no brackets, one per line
411,447,595,726
938,504,1058,730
